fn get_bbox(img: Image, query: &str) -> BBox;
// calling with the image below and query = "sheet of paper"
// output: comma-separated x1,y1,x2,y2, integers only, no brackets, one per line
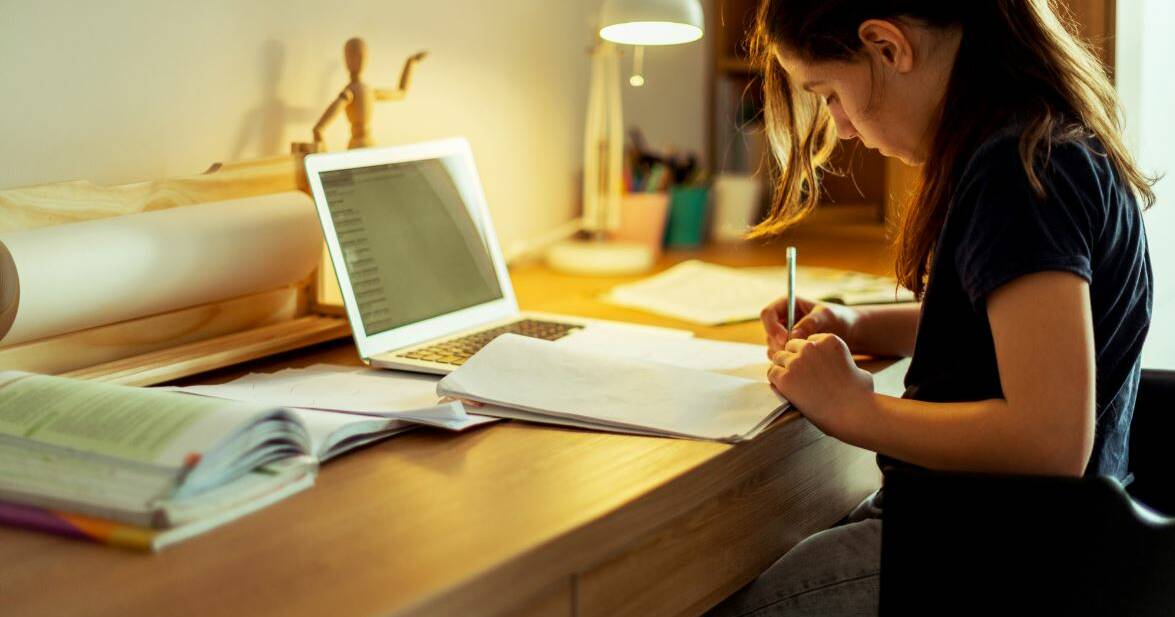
606,260,783,325
743,265,915,305
604,260,915,326
558,327,771,381
164,366,498,431
0,192,321,346
437,335,788,442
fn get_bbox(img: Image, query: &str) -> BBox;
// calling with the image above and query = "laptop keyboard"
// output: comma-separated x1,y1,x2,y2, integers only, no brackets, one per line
396,319,583,366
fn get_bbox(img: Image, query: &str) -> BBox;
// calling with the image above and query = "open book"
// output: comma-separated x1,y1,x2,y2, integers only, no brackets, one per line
0,370,473,548
606,260,913,325
436,334,789,443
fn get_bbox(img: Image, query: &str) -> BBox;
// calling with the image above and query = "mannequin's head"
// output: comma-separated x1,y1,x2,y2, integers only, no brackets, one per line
344,37,367,76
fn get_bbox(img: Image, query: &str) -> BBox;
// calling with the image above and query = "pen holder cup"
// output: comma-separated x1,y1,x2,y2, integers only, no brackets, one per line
664,186,710,249
613,192,670,254
712,174,764,242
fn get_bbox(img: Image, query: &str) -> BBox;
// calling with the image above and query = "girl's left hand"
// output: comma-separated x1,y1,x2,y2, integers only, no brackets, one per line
768,333,876,443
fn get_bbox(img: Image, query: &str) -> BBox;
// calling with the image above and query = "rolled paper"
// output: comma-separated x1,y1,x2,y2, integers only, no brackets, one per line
0,191,322,346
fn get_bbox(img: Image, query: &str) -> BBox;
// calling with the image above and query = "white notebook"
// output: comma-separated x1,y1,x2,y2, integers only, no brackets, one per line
436,334,789,443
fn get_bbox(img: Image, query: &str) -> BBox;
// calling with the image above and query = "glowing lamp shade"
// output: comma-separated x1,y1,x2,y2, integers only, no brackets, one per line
599,0,704,45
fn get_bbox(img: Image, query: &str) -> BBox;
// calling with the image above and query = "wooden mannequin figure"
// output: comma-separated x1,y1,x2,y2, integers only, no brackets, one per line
311,38,427,150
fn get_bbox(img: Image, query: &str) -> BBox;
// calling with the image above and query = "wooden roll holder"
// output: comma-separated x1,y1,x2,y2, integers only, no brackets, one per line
0,155,351,386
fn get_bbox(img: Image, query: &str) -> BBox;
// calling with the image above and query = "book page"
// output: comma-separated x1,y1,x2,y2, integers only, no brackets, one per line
288,408,411,461
0,372,273,469
166,365,498,430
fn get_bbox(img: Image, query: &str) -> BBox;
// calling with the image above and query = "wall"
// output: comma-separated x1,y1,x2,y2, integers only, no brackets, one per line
620,35,709,167
0,1,710,258
0,1,616,256
1117,0,1175,369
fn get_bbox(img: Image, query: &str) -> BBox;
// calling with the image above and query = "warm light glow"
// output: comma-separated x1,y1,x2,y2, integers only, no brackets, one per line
629,74,646,87
599,21,703,46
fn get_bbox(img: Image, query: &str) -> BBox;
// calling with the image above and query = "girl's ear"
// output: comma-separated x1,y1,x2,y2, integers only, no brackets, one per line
858,19,915,73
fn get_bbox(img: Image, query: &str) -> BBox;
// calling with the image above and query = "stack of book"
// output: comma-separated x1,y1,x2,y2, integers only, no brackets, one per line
0,370,483,551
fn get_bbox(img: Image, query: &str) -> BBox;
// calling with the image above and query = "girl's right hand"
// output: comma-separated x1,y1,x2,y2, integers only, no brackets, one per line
760,296,861,358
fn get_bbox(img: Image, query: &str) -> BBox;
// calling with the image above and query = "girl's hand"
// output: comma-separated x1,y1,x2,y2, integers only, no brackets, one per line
768,333,875,443
760,296,861,358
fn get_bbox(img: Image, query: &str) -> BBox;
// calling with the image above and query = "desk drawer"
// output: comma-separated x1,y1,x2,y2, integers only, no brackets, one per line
575,436,881,617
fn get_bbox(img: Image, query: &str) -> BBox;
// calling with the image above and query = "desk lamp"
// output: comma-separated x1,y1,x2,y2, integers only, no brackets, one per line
546,0,704,276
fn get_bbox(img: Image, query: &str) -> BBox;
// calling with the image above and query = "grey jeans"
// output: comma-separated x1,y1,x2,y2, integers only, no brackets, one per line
705,492,883,617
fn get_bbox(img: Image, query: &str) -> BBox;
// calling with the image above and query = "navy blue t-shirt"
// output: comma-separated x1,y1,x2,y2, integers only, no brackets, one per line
889,127,1152,481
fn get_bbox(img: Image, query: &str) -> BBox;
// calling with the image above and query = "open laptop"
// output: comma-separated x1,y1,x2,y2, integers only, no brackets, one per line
304,137,688,375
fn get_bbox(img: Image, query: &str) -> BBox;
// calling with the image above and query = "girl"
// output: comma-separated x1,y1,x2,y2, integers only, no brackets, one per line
709,1,1154,615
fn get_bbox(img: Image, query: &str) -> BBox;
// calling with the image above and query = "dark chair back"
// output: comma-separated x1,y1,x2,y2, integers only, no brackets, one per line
1128,369,1175,514
880,470,1175,615
880,369,1175,616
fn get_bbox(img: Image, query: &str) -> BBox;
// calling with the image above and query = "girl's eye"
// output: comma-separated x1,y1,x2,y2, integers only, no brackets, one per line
825,93,839,105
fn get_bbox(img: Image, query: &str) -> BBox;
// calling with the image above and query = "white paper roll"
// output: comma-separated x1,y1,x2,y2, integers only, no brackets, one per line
0,191,322,347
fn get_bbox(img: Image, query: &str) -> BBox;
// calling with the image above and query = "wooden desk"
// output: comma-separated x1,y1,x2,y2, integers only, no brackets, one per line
0,239,907,617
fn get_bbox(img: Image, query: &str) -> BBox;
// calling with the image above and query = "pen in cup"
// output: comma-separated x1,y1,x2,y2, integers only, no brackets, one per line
786,246,797,336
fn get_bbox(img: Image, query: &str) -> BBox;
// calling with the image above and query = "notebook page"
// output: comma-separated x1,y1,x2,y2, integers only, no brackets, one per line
557,327,770,381
437,335,788,442
605,260,785,325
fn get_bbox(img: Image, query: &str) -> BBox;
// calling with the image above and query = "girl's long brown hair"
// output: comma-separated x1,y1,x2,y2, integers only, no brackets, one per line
748,0,1156,297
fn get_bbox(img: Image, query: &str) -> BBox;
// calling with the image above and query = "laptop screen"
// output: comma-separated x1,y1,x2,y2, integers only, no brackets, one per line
318,158,504,337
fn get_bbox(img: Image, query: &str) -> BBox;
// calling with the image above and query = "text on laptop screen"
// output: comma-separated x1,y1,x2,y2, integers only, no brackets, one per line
319,159,504,336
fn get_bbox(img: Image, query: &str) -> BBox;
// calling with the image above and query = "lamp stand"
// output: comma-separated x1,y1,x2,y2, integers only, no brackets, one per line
547,41,655,276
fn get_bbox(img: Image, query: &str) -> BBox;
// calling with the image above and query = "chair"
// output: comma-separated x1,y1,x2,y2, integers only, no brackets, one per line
879,369,1175,616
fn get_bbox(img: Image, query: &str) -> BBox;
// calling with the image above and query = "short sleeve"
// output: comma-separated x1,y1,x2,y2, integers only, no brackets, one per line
953,139,1098,309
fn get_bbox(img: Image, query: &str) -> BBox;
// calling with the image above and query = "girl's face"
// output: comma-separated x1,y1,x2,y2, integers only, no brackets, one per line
774,20,962,166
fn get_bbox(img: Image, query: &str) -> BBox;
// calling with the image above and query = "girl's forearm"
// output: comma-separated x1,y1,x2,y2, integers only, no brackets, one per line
845,393,1087,477
848,303,921,357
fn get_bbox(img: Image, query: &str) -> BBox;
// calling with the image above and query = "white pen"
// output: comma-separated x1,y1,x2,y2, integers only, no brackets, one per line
786,246,797,336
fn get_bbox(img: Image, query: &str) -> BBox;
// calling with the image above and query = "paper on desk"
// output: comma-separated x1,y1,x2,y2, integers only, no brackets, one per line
605,260,913,326
437,334,788,442
606,260,783,325
287,408,415,461
744,265,915,305
164,367,498,431
558,327,771,381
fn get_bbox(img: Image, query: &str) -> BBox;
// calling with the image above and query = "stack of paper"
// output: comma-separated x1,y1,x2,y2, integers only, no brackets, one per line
605,260,913,326
437,335,788,443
